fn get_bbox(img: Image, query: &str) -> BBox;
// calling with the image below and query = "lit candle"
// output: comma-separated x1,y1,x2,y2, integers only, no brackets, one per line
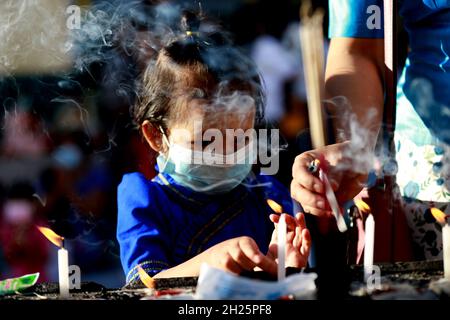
444,224,450,280
363,214,375,283
37,226,70,297
431,208,450,280
267,199,286,281
58,246,69,297
355,200,374,283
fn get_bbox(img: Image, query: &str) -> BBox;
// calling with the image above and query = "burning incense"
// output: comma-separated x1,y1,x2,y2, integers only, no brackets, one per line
267,199,286,281
431,208,450,280
300,0,327,149
309,159,347,232
37,226,69,297
355,200,374,283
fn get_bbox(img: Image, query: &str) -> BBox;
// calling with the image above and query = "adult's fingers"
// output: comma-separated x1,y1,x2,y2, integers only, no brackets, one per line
292,154,324,194
291,180,328,214
302,204,333,218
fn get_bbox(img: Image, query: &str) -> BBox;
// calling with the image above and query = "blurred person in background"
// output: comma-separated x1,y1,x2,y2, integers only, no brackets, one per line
0,183,50,280
250,2,298,125
0,109,51,188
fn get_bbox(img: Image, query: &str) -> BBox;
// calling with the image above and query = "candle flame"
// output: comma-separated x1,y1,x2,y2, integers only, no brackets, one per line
355,200,371,214
37,226,64,248
267,199,283,214
137,265,154,289
431,207,448,225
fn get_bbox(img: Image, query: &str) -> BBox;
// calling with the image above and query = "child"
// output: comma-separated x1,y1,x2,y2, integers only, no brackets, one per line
117,11,311,284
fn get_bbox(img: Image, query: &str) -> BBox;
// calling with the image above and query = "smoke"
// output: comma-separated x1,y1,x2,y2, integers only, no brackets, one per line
325,96,380,176
0,1,285,215
408,78,450,142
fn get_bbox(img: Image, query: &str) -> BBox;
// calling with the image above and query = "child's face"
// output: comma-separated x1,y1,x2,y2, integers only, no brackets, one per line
167,97,256,154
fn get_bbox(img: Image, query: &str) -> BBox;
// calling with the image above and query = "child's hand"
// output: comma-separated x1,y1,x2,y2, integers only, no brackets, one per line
267,213,311,269
201,236,278,276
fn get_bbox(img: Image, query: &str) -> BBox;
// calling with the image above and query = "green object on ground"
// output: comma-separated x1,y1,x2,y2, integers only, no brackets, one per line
0,273,40,295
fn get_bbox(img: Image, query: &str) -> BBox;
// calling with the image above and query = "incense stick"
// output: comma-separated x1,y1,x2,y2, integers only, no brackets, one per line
299,1,327,148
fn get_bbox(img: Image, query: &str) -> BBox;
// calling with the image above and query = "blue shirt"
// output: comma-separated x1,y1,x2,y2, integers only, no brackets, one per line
329,0,450,144
116,171,293,283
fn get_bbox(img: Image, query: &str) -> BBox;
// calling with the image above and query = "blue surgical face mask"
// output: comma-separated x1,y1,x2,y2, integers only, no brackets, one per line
157,132,257,194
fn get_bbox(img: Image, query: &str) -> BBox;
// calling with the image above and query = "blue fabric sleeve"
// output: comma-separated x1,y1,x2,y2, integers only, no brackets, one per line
117,173,171,283
329,0,384,38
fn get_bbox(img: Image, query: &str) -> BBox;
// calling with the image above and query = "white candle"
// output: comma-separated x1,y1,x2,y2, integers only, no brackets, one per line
443,223,450,280
430,208,450,280
58,247,70,297
364,214,375,283
277,215,286,281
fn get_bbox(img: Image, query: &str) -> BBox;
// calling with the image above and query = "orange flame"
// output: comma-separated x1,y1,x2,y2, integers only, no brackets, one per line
37,226,64,248
431,208,448,225
355,200,371,214
267,199,283,214
137,265,155,289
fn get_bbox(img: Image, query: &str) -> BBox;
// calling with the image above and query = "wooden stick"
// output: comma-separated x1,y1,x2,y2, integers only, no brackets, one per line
299,1,327,148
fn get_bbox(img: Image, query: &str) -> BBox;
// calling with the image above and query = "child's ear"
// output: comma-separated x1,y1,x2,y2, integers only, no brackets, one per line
142,120,163,152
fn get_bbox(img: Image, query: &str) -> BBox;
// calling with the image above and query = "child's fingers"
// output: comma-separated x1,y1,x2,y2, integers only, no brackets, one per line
266,243,277,260
271,214,298,231
229,243,258,271
222,252,244,274
295,212,306,230
255,254,278,276
237,237,269,269
237,237,277,275
269,214,278,224
293,226,302,249
300,229,312,257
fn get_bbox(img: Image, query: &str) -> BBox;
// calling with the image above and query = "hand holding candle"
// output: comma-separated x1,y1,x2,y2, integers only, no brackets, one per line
267,200,311,280
37,226,70,298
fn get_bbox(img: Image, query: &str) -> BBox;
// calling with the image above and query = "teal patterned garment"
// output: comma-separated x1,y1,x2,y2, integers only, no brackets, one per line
329,0,450,258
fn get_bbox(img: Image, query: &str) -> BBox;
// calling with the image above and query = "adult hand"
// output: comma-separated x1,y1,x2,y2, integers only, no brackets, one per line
291,142,369,218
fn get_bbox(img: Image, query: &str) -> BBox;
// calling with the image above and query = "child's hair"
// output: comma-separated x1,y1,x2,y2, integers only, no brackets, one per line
133,10,265,133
